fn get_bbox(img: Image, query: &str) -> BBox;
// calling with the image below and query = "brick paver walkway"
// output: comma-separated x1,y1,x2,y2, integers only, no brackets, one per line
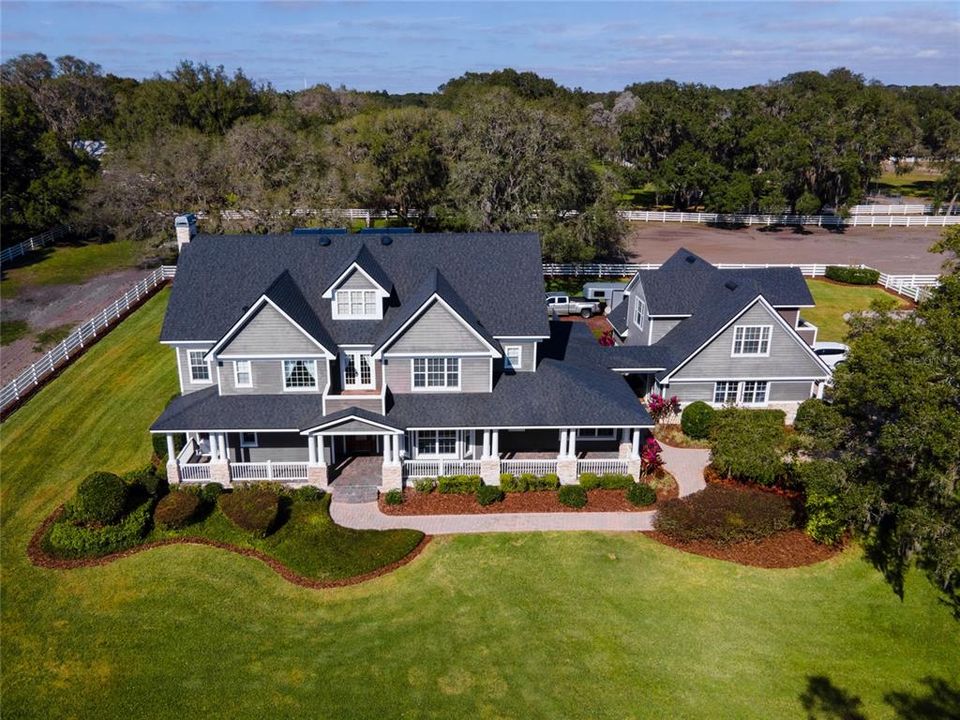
330,444,711,534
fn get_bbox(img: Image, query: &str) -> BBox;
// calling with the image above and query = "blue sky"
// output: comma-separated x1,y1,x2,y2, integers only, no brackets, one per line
1,1,957,92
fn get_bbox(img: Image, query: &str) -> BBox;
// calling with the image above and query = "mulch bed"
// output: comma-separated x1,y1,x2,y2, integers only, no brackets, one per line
653,424,711,449
704,465,803,501
379,481,678,515
27,505,432,590
647,530,841,568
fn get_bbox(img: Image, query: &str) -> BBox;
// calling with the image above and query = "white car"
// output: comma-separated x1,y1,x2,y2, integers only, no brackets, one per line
814,342,849,372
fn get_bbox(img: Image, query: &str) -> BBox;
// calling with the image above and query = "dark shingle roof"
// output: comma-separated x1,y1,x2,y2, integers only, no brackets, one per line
607,302,629,335
262,270,336,354
327,243,393,294
372,267,500,355
301,406,404,432
161,233,549,345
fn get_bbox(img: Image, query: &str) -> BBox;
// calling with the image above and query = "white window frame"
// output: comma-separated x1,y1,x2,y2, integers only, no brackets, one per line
234,360,253,388
579,428,617,441
713,381,739,404
188,350,211,384
731,325,772,357
411,357,461,392
635,299,646,330
415,429,459,458
239,432,259,448
332,288,380,320
341,350,375,390
504,345,522,372
282,359,319,392
713,380,769,406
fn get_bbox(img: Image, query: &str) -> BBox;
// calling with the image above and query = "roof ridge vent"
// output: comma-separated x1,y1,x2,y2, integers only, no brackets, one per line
724,280,738,291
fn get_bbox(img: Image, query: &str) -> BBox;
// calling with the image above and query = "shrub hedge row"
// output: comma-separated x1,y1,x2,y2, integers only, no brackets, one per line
218,486,280,537
579,472,634,490
154,490,201,529
72,471,129,525
654,485,795,544
824,266,880,285
709,408,789,486
46,499,153,558
476,485,505,506
500,473,560,492
626,483,657,507
558,485,587,508
437,475,482,494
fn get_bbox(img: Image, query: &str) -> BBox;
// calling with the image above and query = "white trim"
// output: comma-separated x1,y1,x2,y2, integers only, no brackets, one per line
206,295,335,361
234,360,253,388
341,349,376,390
492,335,550,340
331,288,383,320
503,345,522,372
372,294,501,359
160,340,217,345
662,295,832,382
411,356,462,392
404,423,653,431
150,428,301,434
634,299,646,330
187,349,213,385
648,314,692,319
301,414,403,435
488,357,493,391
383,351,495,358
339,344,374,348
611,367,668,373
218,353,329,360
175,347,185,394
670,375,827,382
321,262,391,299
713,380,770,406
730,324,772,357
413,429,460,459
282,359,320,392
239,431,259,448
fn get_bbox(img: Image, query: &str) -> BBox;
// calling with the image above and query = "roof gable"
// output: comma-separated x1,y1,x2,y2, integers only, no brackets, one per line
321,244,392,298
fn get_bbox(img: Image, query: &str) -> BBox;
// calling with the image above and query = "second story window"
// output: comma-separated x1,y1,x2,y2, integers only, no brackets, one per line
283,359,318,391
635,299,645,329
412,357,460,390
335,289,378,318
188,350,210,383
343,351,374,389
732,325,771,356
234,360,252,388
504,346,522,372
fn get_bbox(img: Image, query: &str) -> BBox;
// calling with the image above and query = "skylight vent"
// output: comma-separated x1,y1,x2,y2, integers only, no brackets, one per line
318,237,331,247
724,281,738,291
685,255,696,264
381,236,393,246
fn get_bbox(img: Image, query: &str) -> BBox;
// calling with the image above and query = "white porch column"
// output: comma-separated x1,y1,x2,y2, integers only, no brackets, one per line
816,382,825,400
166,434,176,460
618,428,632,460
482,429,491,459
383,434,392,463
631,428,641,459
559,428,568,458
308,435,318,464
219,433,229,461
491,430,499,457
165,433,181,484
568,429,577,458
391,434,401,464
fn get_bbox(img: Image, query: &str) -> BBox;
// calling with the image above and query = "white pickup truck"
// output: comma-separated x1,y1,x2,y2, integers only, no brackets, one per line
545,292,602,318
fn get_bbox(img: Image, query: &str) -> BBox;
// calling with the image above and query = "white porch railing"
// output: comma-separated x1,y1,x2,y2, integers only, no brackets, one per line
177,439,199,464
232,461,309,482
402,459,482,478
500,459,559,476
576,459,629,475
179,463,211,482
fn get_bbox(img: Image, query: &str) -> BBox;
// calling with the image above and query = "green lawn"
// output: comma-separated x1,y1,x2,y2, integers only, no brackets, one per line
874,170,940,199
0,239,141,298
2,290,957,719
804,279,910,342
0,318,30,346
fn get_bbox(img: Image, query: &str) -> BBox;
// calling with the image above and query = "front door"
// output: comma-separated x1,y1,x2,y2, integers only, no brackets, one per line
343,435,378,456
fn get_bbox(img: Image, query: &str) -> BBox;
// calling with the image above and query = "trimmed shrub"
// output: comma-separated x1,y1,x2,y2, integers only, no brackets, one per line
558,485,587,508
154,490,201,529
46,500,152,558
599,473,633,489
73,472,128,525
626,482,657,507
384,489,404,505
123,465,165,496
528,473,560,491
413,477,436,494
197,482,224,504
681,401,716,439
218,487,280,537
709,408,788,486
654,485,795,544
500,473,526,492
793,460,848,545
579,472,600,490
476,485,505,506
291,485,323,503
437,475,482,494
825,266,880,285
793,399,848,457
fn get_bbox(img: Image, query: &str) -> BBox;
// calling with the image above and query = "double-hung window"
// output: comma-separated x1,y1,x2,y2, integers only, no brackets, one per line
334,289,378,318
635,299,646,330
417,430,458,457
713,381,739,404
412,357,460,390
732,325,771,356
504,346,522,372
188,350,210,383
343,351,374,389
579,428,617,441
283,359,318,391
234,360,252,388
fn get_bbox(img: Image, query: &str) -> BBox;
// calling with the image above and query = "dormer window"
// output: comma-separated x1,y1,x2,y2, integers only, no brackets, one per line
334,289,379,319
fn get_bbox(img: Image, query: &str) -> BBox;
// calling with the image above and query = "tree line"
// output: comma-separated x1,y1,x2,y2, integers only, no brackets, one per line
2,54,959,260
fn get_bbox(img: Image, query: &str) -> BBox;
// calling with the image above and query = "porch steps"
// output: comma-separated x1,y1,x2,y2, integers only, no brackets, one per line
331,484,379,504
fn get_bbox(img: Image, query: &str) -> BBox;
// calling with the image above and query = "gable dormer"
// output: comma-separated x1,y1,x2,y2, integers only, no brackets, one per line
321,244,392,320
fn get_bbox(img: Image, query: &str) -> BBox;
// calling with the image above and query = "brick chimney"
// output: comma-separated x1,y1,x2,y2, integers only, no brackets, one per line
175,214,197,251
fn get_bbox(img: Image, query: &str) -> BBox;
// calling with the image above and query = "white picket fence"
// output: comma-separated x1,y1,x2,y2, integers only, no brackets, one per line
402,459,482,478
576,459,629,475
0,265,176,416
231,461,309,482
850,204,931,215
0,225,71,265
614,210,960,227
500,459,559,476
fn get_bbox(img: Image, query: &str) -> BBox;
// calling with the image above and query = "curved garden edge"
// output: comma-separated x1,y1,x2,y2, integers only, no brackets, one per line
643,530,844,569
27,505,433,590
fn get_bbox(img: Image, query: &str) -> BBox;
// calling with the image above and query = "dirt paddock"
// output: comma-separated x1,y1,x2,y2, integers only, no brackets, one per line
623,223,948,274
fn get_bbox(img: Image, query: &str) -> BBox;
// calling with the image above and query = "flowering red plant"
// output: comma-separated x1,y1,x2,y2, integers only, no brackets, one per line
640,437,664,475
645,393,680,423
598,330,615,347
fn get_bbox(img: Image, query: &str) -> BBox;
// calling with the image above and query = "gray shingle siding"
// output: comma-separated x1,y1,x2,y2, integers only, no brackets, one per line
228,432,308,462
671,303,825,380
338,268,378,291
649,318,682,344
624,278,649,346
175,345,214,395
382,356,490,393
665,382,715,403
326,419,391,434
386,300,490,354
221,304,322,356
769,380,814,401
220,359,328,395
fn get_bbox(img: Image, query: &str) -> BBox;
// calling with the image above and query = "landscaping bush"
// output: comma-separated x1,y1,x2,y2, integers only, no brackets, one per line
153,490,201,529
476,485,505,506
528,473,560,491
793,399,848,458
218,487,280,537
72,471,129,525
437,475,482,494
793,460,848,545
413,477,436,494
681,401,715,439
384,489,404,506
600,473,634,489
500,473,525,492
825,266,880,285
578,472,600,490
646,393,681,423
558,485,587,508
626,482,657,507
46,499,152,558
197,482,224,504
123,465,165,496
654,485,795,544
709,408,788,486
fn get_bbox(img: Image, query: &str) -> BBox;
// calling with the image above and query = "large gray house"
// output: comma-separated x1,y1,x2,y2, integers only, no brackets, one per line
151,231,653,491
605,248,831,419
